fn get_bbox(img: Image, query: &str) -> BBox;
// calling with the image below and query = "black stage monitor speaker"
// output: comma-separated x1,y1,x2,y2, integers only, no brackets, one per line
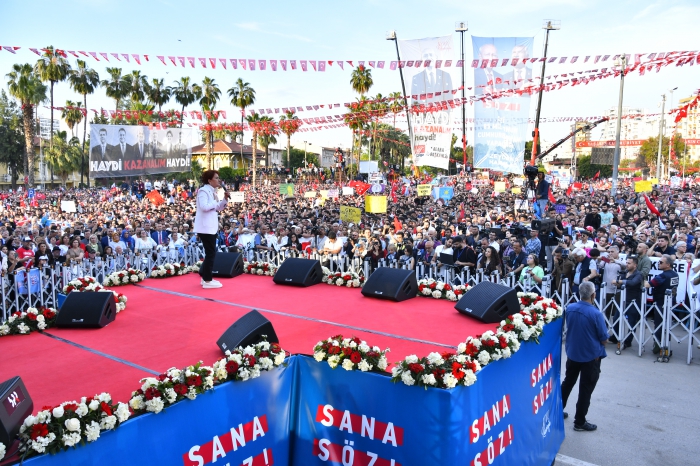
217,310,279,354
56,292,116,328
212,252,244,278
361,267,418,302
0,376,33,448
272,258,323,287
454,281,520,323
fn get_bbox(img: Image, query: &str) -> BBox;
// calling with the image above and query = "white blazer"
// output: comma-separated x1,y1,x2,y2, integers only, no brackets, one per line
193,185,227,235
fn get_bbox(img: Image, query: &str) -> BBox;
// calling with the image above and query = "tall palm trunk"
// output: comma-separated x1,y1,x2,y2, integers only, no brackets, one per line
240,112,244,163
82,93,89,187
180,104,185,128
286,134,291,170
49,81,55,149
23,105,35,187
251,130,258,187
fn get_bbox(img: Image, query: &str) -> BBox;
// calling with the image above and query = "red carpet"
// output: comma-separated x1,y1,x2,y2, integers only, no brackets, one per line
0,274,496,411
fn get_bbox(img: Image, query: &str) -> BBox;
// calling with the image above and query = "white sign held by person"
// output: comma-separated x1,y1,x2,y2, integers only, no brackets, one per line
60,200,77,213
228,192,245,203
646,258,700,305
397,35,456,170
342,187,354,196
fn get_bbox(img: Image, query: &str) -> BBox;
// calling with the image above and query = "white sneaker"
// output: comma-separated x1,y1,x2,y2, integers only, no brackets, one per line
210,279,221,286
200,278,204,285
202,281,222,289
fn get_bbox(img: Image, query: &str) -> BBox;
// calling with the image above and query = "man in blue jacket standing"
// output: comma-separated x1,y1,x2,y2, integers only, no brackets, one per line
194,170,229,289
561,281,607,432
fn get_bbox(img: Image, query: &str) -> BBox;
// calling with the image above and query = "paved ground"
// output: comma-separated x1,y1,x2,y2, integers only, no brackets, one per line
556,334,700,466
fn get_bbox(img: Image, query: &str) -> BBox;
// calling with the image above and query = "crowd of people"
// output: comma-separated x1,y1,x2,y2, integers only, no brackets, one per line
1,169,699,308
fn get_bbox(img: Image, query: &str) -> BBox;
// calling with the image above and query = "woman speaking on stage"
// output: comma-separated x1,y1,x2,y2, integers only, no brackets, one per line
194,170,229,289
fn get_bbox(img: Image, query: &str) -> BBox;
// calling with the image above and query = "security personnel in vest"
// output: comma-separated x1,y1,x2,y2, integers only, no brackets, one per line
646,254,679,354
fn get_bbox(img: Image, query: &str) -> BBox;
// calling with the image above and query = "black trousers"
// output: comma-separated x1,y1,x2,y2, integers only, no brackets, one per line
561,358,601,426
198,233,217,282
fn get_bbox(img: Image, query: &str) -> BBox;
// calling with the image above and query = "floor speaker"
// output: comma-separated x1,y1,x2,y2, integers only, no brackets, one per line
361,267,418,302
212,252,244,278
56,292,116,328
272,258,323,287
454,281,520,323
0,376,32,449
216,310,278,354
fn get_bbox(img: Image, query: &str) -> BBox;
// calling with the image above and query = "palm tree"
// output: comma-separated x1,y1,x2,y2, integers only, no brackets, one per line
145,78,171,116
171,77,202,127
102,67,130,112
199,77,222,169
388,91,404,129
6,64,47,187
245,112,261,186
279,110,301,169
68,59,99,187
34,46,71,148
125,70,148,103
61,101,83,138
369,93,388,160
44,131,82,186
228,78,256,163
349,65,373,166
257,116,279,168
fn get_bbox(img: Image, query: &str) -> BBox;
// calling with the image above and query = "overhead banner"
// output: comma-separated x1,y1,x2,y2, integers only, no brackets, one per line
89,125,192,178
398,35,457,170
472,36,534,174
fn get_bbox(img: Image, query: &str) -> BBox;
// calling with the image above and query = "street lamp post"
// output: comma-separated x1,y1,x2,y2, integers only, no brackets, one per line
386,31,414,172
304,140,307,167
656,95,666,180
530,19,560,166
667,87,677,179
456,21,468,173
610,53,627,197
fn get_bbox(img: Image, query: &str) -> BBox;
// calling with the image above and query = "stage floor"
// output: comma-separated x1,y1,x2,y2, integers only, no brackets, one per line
0,274,496,410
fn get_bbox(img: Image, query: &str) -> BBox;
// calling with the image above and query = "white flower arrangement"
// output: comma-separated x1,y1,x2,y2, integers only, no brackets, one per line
243,261,278,276
321,271,365,288
149,262,190,278
212,338,287,383
18,393,130,458
313,335,389,373
417,278,470,301
103,268,146,287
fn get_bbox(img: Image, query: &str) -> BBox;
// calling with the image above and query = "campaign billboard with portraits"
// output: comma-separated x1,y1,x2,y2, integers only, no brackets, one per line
89,125,193,178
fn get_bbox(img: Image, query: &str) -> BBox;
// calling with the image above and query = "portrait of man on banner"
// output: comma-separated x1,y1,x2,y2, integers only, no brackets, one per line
472,36,534,175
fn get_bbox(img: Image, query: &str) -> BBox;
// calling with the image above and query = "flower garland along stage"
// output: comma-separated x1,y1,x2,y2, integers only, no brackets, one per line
12,339,287,460
102,268,146,287
63,277,128,313
149,262,192,278
0,307,57,337
417,278,470,301
243,261,278,276
18,393,131,457
390,293,562,389
313,335,389,372
321,268,365,288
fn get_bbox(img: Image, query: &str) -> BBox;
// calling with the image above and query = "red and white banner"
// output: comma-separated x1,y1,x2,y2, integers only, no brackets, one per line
577,138,700,148
3,45,699,70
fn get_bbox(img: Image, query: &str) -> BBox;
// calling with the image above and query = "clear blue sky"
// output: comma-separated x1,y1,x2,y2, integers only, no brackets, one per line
1,0,698,150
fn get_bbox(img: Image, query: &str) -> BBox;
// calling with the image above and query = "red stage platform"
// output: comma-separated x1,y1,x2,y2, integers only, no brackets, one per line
0,274,496,410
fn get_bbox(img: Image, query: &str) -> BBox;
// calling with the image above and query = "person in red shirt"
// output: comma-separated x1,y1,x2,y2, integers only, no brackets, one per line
16,236,35,268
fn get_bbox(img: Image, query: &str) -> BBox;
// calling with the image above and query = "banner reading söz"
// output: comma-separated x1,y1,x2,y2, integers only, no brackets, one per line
89,124,192,178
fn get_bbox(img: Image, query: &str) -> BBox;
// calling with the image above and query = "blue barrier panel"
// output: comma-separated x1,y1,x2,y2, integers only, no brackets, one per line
291,319,564,466
25,357,296,466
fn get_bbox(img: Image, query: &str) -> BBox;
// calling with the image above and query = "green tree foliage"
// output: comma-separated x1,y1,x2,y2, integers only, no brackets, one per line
288,148,319,170
637,134,685,171
0,90,25,188
44,131,82,186
575,155,612,179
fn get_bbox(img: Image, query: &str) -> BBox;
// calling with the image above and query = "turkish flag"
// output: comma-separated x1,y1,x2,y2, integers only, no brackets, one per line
393,216,402,231
593,171,600,180
548,188,556,204
644,195,661,216
566,185,572,197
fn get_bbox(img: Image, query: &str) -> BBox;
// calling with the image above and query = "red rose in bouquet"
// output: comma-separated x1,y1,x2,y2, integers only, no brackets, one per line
173,383,187,395
350,352,362,364
225,360,239,374
408,363,424,374
144,387,162,400
30,423,49,440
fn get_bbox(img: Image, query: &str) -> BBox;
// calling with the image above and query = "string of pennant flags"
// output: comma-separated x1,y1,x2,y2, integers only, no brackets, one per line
0,45,698,70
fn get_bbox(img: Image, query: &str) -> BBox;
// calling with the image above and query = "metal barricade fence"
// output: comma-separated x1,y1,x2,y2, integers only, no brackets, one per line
1,267,59,322
664,290,698,365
